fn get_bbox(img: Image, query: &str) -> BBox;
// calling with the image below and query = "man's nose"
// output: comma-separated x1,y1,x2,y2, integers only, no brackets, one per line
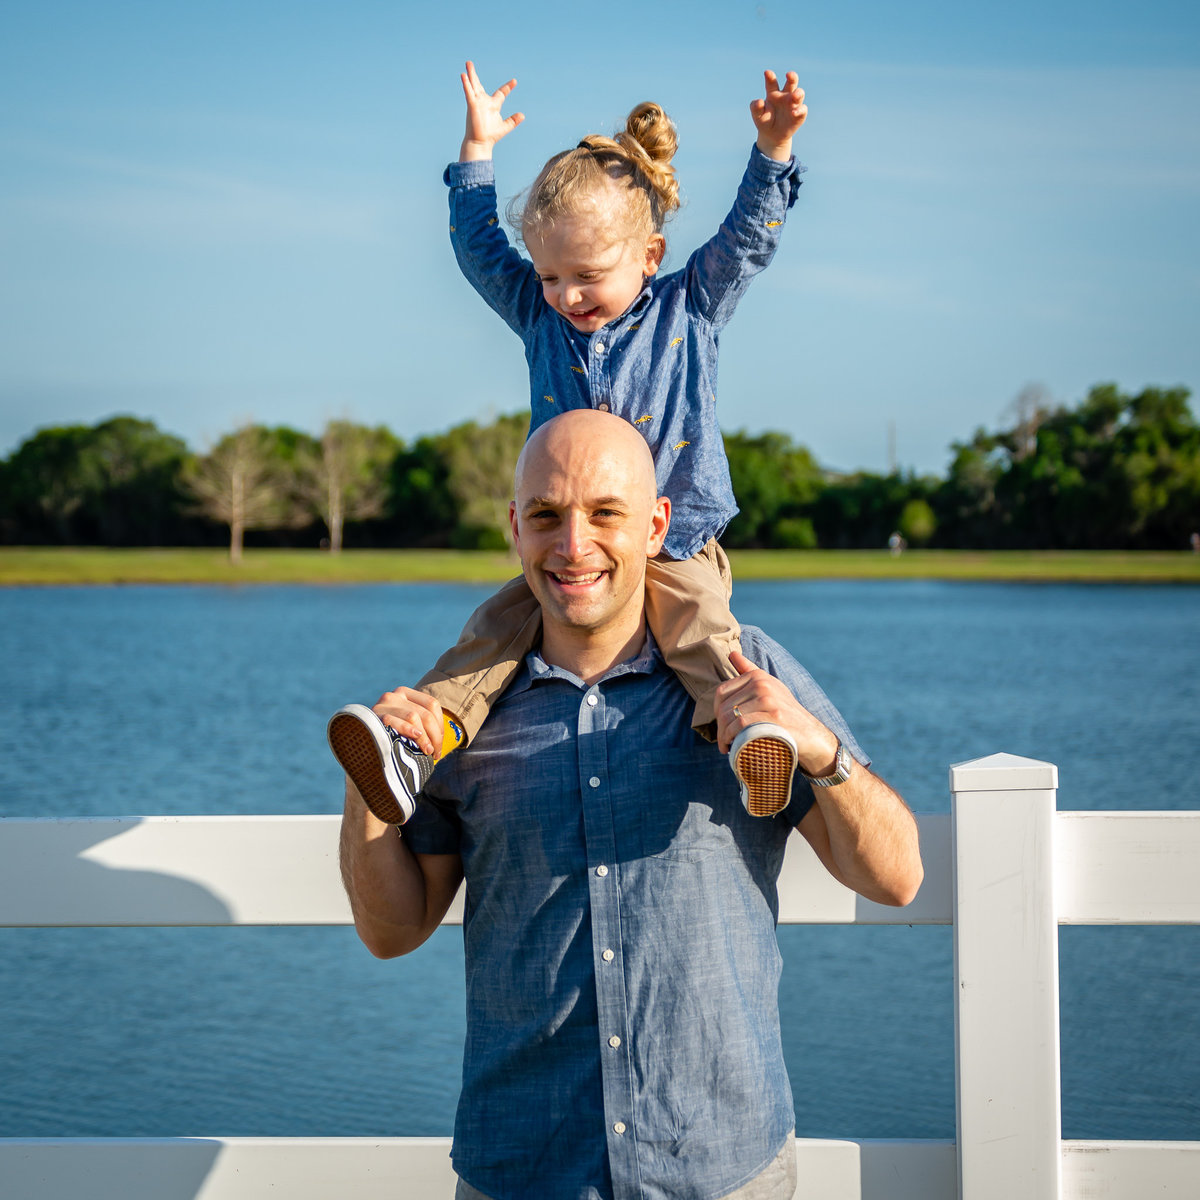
558,512,591,558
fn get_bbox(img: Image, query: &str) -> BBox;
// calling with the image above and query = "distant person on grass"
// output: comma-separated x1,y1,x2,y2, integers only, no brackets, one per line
328,60,813,824
338,409,924,1199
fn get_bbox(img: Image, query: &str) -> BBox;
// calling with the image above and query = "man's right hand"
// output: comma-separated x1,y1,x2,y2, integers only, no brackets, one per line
374,686,446,760
459,59,525,162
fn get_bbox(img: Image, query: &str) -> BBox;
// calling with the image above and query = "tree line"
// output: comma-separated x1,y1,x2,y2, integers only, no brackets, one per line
1,383,1196,556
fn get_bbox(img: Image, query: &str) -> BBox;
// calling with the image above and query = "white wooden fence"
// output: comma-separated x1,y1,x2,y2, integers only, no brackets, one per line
1,752,1197,1199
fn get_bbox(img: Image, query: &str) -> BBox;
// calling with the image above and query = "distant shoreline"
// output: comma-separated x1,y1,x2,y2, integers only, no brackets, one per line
2,547,1199,586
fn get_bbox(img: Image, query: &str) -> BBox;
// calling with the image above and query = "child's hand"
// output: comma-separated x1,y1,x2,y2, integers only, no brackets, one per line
459,60,525,163
750,69,807,162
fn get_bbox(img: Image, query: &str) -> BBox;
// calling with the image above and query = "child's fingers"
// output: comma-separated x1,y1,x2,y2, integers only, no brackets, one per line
494,77,518,100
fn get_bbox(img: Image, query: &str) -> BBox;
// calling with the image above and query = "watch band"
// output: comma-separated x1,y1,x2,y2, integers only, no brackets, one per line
802,739,853,788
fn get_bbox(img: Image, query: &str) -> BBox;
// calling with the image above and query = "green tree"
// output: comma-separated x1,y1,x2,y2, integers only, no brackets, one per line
722,430,823,548
440,411,528,550
0,417,191,545
813,470,938,549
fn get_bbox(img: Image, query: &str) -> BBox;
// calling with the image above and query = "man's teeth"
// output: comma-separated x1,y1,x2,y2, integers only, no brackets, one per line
552,571,603,584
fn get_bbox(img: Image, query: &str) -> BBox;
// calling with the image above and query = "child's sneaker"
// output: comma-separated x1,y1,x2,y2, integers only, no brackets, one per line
730,723,797,817
327,703,434,825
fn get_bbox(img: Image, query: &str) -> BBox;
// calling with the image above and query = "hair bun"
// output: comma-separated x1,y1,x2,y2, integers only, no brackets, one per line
624,102,678,165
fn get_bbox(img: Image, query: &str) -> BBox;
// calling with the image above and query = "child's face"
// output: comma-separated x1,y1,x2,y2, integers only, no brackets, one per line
527,195,664,334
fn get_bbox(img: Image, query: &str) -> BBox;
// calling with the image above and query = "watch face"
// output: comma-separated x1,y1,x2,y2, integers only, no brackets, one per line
834,744,852,781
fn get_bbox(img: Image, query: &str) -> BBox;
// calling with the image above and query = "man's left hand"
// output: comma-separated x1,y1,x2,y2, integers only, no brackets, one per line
715,649,838,774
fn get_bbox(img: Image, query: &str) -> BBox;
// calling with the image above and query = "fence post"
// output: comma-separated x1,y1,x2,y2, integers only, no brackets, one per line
950,753,1060,1200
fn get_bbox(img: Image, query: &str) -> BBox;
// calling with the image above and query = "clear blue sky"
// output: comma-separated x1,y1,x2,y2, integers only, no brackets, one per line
2,0,1197,475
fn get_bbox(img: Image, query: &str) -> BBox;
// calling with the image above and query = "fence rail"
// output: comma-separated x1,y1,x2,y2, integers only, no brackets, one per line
2,753,1198,1199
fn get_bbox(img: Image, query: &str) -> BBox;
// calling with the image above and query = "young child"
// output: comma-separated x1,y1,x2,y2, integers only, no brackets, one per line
328,60,809,823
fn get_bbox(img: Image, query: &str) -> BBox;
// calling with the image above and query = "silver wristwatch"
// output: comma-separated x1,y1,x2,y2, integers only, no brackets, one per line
802,740,854,788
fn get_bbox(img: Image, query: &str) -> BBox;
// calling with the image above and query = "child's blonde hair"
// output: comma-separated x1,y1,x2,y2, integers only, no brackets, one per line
510,102,681,248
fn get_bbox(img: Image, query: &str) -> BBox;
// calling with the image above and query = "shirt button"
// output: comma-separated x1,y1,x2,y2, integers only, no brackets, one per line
608,1035,622,1049
597,402,610,412
589,776,601,788
602,948,615,962
586,694,598,706
613,1121,626,1135
596,865,609,878
595,341,606,353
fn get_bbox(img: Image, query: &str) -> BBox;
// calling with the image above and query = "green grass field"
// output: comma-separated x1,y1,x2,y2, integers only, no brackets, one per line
2,546,1199,585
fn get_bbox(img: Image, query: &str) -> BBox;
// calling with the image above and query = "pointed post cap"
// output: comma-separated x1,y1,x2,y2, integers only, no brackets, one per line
949,752,1058,793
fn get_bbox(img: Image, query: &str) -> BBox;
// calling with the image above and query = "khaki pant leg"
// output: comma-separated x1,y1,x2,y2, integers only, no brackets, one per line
644,539,742,739
417,574,542,745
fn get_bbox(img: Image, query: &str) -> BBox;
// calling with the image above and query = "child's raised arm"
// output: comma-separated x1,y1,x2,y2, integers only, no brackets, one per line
750,69,808,162
459,59,525,163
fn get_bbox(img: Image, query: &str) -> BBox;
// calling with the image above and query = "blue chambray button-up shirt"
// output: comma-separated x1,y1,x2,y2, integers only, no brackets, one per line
445,149,804,562
404,626,868,1200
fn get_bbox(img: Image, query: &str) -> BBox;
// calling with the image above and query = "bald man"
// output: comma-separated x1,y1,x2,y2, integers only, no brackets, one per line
338,410,922,1200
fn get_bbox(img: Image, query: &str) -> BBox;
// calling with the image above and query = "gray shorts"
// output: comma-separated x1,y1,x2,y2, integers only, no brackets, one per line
454,1133,798,1200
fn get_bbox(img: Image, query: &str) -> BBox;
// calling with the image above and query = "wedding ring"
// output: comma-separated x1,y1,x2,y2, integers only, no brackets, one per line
733,704,742,718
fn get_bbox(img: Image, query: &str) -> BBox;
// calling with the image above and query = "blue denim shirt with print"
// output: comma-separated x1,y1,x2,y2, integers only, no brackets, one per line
445,149,804,561
404,626,869,1200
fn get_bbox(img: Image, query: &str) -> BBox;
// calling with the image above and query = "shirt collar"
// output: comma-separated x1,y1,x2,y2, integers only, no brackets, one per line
507,630,661,698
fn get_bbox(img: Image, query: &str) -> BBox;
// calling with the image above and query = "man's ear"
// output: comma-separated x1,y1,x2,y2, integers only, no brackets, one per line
643,234,666,278
509,500,520,549
646,495,670,556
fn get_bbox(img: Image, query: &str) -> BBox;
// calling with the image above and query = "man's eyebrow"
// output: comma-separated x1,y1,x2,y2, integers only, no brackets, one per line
521,494,628,511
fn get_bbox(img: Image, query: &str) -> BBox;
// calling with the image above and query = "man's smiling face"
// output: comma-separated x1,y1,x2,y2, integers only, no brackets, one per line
510,411,669,652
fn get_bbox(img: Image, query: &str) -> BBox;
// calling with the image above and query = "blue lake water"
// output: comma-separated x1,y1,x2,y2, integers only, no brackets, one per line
0,580,1197,1142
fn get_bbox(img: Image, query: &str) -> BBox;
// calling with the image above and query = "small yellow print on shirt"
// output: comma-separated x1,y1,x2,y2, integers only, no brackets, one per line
634,415,653,425
629,323,640,330
487,218,497,226
449,225,456,233
670,337,684,348
543,395,556,404
673,440,691,450
765,220,782,228
570,365,585,374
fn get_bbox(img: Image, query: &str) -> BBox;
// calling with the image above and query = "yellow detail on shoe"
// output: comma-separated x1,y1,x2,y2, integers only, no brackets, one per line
570,365,585,373
634,415,653,425
673,440,691,450
544,395,556,404
766,219,783,228
735,737,794,817
670,337,683,348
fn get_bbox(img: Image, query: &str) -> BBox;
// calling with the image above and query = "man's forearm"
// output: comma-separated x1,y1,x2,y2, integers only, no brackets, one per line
339,783,459,958
800,767,923,907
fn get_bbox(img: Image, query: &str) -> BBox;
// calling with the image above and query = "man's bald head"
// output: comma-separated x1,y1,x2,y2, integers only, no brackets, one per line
514,409,658,509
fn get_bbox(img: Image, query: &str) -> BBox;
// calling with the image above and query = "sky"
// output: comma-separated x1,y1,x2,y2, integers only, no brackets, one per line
2,0,1198,476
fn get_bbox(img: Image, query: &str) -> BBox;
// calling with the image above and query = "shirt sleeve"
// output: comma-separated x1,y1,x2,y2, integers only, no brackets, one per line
445,159,545,338
400,788,463,856
684,146,805,331
736,624,871,825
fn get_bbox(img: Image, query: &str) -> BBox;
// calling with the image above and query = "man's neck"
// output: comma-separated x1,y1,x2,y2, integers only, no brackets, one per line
539,616,648,686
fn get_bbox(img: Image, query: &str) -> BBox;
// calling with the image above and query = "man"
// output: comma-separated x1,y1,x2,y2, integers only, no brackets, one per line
339,410,923,1200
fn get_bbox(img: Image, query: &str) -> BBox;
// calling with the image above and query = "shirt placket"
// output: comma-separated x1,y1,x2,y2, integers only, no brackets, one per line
588,330,614,413
575,682,642,1200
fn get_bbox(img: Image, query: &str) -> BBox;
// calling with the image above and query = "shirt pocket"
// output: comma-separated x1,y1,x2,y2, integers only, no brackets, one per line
635,746,735,864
